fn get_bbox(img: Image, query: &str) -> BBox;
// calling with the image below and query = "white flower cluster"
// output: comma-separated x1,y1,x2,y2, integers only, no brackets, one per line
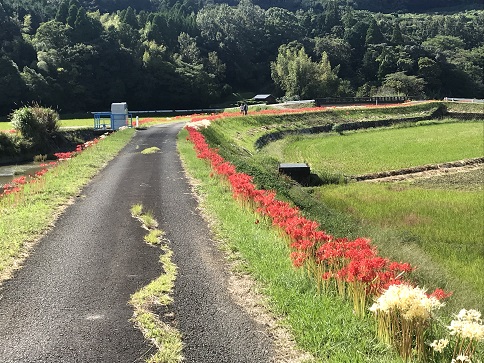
448,309,484,341
369,284,444,320
451,355,472,363
429,338,449,353
189,119,211,130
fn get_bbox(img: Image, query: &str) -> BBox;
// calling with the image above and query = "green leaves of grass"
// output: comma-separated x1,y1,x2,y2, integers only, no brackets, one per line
141,147,161,155
129,203,182,362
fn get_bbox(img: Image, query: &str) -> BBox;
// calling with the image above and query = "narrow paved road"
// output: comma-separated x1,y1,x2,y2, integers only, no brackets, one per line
0,123,273,362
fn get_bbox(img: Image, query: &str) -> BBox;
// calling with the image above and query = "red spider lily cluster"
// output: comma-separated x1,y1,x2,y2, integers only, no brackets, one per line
1,134,107,206
0,129,17,134
190,107,325,123
189,103,410,123
54,151,76,160
54,137,103,160
186,125,450,319
0,168,51,206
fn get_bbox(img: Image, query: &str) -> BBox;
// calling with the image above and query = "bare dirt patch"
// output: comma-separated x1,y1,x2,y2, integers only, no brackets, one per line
355,158,484,184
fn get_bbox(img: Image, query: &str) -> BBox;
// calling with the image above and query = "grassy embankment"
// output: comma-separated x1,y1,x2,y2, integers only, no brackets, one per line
179,102,483,360
178,129,402,363
0,128,135,279
263,121,484,310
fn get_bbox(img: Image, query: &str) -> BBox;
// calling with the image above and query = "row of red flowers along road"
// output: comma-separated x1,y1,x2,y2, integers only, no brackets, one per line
189,103,412,123
185,125,438,312
184,118,484,363
0,135,107,207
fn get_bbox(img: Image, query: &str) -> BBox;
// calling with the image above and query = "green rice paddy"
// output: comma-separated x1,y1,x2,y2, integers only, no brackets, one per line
264,121,483,176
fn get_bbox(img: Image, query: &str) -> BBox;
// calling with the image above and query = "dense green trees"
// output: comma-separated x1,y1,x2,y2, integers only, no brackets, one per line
271,43,342,99
0,0,483,116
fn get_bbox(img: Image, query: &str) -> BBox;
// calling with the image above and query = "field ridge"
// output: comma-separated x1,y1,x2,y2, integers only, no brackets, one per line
354,157,484,181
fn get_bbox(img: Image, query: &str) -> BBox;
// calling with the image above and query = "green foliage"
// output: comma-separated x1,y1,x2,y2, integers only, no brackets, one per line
319,181,484,311
190,107,484,323
365,18,385,45
271,44,342,99
129,202,182,363
144,229,164,245
381,72,426,97
141,146,161,154
140,211,158,229
130,203,143,217
10,105,59,147
0,132,18,157
266,121,483,176
0,58,26,116
1,1,484,116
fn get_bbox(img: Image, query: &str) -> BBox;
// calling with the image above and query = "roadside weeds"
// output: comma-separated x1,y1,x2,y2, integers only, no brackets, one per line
130,204,183,363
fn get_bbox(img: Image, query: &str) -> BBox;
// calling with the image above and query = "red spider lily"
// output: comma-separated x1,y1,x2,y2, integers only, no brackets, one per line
137,118,154,125
35,169,49,178
290,251,309,268
189,103,412,124
427,288,453,300
253,190,276,208
215,162,236,178
12,176,27,185
54,151,76,160
0,129,17,134
185,123,452,318
1,134,108,205
190,107,329,123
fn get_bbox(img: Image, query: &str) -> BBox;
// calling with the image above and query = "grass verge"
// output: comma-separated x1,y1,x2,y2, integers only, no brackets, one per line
0,128,135,281
177,128,402,363
130,203,182,363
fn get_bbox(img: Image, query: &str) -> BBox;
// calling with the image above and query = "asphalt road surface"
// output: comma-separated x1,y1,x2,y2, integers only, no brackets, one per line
0,123,273,362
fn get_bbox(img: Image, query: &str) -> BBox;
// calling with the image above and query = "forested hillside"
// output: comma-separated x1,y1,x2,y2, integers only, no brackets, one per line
0,0,483,115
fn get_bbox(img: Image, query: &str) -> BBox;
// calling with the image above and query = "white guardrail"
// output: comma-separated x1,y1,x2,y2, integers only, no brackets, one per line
444,97,484,104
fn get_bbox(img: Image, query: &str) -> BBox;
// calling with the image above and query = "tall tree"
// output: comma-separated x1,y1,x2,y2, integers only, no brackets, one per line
382,72,425,97
391,22,404,45
55,0,70,23
365,18,385,45
177,32,200,64
324,0,341,31
0,57,26,115
418,57,442,94
122,6,138,28
271,43,341,99
66,3,79,27
73,7,100,43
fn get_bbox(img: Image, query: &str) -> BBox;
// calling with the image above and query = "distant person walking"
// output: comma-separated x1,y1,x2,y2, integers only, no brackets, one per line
243,103,248,115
